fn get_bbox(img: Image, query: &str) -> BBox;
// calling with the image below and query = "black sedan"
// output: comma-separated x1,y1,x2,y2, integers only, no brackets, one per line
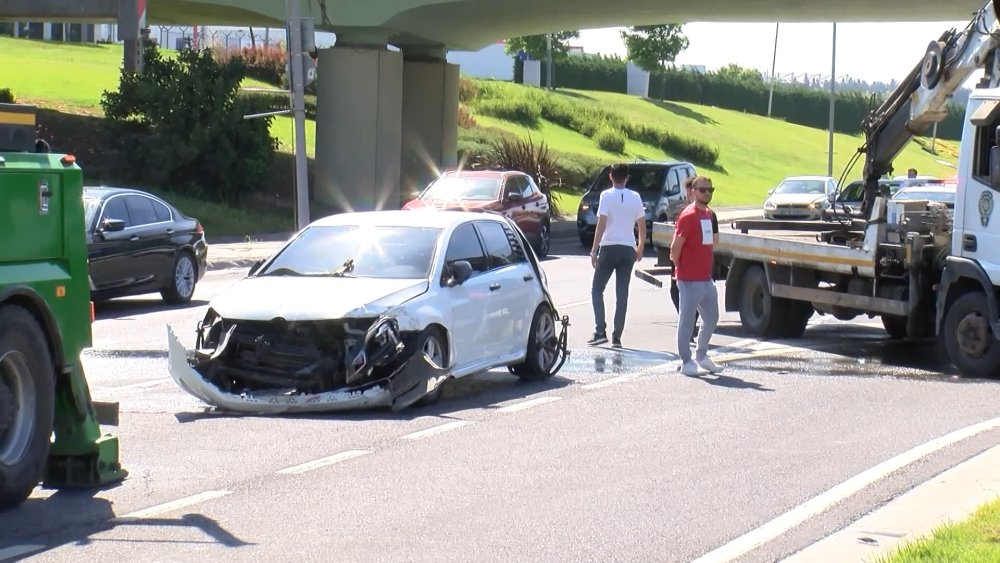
83,187,208,304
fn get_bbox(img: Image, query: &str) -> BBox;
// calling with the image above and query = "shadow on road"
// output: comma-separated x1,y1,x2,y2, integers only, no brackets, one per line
686,370,774,392
0,487,252,559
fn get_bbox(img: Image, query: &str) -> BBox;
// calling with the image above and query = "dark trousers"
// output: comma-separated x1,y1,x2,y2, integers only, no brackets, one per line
592,244,635,339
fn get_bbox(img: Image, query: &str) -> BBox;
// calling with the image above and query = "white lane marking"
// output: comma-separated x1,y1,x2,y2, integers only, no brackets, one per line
582,360,677,390
556,300,591,310
691,416,1000,563
400,420,473,440
277,450,372,475
111,490,231,522
0,545,45,561
497,396,562,413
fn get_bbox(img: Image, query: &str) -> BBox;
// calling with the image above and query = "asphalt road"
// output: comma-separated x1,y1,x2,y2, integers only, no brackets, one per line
3,238,999,562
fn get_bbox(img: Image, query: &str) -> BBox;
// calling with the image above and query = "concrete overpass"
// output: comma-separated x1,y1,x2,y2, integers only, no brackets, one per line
2,0,988,215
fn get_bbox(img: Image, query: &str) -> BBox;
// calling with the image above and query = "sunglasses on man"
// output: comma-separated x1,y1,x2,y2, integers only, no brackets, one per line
694,186,715,194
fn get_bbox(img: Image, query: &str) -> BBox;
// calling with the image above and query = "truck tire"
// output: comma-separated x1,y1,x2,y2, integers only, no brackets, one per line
942,291,1000,379
0,305,55,511
738,265,792,338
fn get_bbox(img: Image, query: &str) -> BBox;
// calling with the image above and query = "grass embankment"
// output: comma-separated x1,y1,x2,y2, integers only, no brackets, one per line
0,36,961,237
876,497,1000,562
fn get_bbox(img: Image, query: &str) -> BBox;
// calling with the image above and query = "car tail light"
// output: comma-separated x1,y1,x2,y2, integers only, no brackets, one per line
90,301,95,323
195,221,204,235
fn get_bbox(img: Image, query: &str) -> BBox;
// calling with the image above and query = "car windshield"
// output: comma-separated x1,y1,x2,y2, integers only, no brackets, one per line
774,179,828,195
894,190,956,207
83,196,101,230
260,225,442,279
593,168,665,197
421,176,499,201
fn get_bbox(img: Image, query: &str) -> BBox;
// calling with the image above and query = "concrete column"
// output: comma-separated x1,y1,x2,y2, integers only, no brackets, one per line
43,22,52,40
400,46,459,202
314,44,403,212
12,22,19,38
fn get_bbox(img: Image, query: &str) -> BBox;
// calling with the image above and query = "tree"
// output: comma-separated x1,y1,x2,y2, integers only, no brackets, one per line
504,31,581,61
715,63,764,84
620,24,689,73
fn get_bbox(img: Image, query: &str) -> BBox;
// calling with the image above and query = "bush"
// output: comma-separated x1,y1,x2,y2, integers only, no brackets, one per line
458,104,477,128
594,127,626,153
0,87,14,103
459,77,480,103
213,44,287,86
101,42,279,206
483,136,562,204
476,98,541,127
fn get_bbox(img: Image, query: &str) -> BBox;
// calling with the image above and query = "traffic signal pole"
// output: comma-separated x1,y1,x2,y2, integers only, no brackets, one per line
287,0,311,230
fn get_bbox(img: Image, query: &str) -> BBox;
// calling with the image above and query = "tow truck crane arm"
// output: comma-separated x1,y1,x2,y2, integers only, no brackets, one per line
860,0,1000,215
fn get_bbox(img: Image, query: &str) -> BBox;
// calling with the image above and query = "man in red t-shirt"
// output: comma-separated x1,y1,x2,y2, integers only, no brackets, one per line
670,175,722,376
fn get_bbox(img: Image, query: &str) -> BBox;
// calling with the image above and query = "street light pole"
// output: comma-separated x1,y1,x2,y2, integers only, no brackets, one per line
768,22,779,118
287,0,310,230
827,22,837,177
546,33,554,89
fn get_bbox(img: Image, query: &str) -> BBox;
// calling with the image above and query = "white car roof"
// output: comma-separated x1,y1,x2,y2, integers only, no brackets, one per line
781,175,835,181
308,209,505,230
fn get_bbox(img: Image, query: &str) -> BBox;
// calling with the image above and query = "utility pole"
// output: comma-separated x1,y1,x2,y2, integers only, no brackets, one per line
828,22,837,177
287,0,310,230
546,33,554,89
768,22,779,118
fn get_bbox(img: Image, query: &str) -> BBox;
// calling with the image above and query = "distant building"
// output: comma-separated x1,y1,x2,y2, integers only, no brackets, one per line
0,22,105,43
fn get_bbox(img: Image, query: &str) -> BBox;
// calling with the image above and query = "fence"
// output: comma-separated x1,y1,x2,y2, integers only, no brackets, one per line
154,26,283,51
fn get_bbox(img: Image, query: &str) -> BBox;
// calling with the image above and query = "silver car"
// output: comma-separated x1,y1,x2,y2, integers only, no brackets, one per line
763,175,839,220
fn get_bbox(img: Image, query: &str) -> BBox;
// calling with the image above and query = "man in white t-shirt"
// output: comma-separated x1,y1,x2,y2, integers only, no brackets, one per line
588,163,646,348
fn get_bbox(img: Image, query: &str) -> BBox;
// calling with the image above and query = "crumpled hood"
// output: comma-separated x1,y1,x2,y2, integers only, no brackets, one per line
768,193,828,206
209,276,429,321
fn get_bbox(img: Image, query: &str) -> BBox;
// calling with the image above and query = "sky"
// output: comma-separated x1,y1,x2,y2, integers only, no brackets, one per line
575,21,979,85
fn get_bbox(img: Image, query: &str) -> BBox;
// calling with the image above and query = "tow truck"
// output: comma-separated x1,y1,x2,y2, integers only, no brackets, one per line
641,0,1000,379
0,103,126,510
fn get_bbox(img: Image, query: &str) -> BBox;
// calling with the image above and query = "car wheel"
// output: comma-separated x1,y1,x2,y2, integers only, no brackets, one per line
509,304,558,381
161,252,197,304
0,305,55,512
415,326,449,406
579,232,593,248
535,221,550,259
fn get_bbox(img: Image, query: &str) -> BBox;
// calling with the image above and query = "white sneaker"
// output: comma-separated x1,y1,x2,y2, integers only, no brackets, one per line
697,357,724,374
680,360,703,376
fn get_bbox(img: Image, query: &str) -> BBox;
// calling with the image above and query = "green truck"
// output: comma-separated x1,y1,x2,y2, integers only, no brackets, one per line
0,103,126,511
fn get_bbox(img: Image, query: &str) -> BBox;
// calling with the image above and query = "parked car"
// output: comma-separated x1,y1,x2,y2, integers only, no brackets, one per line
165,210,567,413
402,170,551,258
576,161,697,247
83,186,208,304
762,175,839,220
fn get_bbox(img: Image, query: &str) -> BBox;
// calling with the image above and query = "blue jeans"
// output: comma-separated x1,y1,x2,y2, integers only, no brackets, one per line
591,244,635,339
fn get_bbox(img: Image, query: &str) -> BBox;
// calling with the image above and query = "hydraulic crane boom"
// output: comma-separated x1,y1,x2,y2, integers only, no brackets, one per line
860,0,1000,215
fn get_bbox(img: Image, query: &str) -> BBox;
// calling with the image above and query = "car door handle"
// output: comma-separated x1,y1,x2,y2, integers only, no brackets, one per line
166,228,174,235
963,234,978,252
489,282,501,291
129,235,140,242
523,273,534,281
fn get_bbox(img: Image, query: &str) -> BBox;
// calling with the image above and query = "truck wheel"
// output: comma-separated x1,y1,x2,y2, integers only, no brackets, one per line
738,265,790,338
943,291,1000,379
0,305,55,511
161,251,197,304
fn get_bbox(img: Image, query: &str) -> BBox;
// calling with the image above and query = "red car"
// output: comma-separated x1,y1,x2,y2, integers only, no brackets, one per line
403,170,552,257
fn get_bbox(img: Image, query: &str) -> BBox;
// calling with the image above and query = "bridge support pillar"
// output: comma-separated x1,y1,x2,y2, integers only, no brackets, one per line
314,44,403,211
400,46,459,203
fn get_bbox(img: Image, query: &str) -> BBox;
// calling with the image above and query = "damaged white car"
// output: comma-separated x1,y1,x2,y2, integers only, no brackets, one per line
167,210,569,413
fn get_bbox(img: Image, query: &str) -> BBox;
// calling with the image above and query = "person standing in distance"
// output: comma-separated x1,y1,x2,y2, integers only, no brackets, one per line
589,163,646,348
670,175,722,375
669,176,718,342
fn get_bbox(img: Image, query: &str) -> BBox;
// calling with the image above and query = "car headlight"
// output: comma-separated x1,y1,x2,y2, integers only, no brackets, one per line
579,202,591,213
809,198,829,210
764,200,776,210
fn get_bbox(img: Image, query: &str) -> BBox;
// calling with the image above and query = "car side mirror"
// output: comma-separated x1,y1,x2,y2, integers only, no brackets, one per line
249,258,265,276
768,188,775,195
506,192,523,202
100,218,126,232
447,260,474,286
990,145,1000,190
